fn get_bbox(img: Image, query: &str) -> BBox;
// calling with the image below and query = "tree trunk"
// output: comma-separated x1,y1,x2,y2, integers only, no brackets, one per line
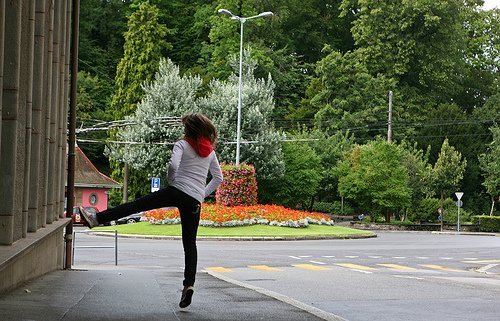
490,197,495,216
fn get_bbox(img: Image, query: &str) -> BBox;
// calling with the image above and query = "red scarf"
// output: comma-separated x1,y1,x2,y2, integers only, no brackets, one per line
184,137,214,157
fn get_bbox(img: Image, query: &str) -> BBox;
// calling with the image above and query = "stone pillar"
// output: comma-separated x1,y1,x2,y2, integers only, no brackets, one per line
21,1,36,237
41,0,54,228
61,0,71,218
0,0,4,148
47,0,62,224
0,1,22,245
28,0,46,232
55,0,67,219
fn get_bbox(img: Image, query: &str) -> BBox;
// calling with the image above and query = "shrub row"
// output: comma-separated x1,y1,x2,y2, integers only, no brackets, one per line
471,215,500,232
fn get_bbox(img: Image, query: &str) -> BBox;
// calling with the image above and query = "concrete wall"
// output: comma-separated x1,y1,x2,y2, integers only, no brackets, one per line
0,0,73,293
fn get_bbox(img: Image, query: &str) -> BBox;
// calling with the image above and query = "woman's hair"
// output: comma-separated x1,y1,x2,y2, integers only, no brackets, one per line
181,113,218,144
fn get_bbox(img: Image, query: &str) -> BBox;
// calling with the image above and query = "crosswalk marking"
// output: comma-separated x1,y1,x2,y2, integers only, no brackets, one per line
206,267,233,273
419,264,466,272
461,259,500,264
377,264,417,271
309,260,326,265
336,263,377,271
293,264,331,271
248,265,282,272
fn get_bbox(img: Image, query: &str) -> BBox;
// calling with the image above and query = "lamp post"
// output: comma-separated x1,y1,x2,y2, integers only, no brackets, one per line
218,9,273,166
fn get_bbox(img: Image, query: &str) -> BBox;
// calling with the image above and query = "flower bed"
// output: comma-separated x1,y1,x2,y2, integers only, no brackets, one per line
144,204,334,228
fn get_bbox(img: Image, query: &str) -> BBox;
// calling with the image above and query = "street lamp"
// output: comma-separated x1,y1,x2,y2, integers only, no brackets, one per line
218,8,273,166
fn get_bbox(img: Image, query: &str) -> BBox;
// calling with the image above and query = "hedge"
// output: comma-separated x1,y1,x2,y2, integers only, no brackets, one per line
471,215,500,232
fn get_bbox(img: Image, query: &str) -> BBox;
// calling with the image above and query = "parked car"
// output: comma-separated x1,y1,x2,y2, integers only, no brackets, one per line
110,212,146,225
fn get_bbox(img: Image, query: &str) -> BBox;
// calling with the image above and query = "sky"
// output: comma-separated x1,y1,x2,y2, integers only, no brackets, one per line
483,0,499,9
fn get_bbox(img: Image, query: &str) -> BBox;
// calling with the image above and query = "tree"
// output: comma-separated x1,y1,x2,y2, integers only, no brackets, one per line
273,142,323,210
430,139,467,211
340,0,468,99
79,0,132,80
111,1,169,118
76,71,114,173
199,51,285,180
109,57,284,183
311,49,397,140
479,126,500,216
399,141,433,220
107,59,202,177
336,140,411,222
108,2,169,204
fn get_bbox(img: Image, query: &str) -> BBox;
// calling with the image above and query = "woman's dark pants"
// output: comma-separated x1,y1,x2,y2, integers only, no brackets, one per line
96,186,201,287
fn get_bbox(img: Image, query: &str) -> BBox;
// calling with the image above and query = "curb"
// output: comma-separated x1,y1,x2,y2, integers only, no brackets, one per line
87,231,377,241
206,270,350,321
431,231,499,236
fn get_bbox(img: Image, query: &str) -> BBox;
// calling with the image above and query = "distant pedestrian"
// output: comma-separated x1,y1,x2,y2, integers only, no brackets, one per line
81,113,223,308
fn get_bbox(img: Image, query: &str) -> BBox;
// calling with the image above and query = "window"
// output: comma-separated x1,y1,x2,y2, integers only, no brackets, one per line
89,193,98,205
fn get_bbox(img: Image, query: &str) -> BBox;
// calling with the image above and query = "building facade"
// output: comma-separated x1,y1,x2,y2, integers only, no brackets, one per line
0,0,76,293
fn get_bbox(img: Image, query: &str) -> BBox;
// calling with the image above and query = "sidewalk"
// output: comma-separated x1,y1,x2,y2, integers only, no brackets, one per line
0,266,340,321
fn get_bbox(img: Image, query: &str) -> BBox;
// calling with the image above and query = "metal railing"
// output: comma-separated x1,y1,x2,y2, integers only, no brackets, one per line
72,230,118,265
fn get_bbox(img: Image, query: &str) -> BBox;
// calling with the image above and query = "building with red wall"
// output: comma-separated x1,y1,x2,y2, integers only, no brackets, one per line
69,146,121,212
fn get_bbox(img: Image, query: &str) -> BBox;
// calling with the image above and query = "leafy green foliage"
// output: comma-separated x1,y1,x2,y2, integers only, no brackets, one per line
430,139,467,202
472,215,500,232
111,1,169,118
272,142,323,210
108,57,284,182
336,140,411,221
479,126,500,215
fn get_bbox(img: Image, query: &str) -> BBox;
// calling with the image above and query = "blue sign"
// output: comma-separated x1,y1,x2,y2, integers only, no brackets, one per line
151,177,160,192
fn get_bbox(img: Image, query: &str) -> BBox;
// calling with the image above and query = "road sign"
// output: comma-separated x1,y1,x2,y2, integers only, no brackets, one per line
456,200,463,207
455,192,464,200
151,177,160,192
437,208,443,214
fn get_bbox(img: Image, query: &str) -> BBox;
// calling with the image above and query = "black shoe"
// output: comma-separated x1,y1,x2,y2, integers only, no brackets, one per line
179,286,194,308
80,211,99,229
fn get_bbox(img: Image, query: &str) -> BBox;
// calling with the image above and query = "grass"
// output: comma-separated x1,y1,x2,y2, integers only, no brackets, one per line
93,222,374,238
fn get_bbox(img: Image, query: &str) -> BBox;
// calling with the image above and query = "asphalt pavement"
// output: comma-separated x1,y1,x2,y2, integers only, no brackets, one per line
0,265,346,321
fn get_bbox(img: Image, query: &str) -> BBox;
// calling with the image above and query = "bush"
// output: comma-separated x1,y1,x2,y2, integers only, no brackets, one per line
471,215,500,232
409,197,471,223
216,163,258,206
312,201,354,215
408,198,440,222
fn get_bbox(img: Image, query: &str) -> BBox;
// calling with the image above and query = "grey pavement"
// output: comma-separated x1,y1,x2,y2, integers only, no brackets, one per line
0,266,338,321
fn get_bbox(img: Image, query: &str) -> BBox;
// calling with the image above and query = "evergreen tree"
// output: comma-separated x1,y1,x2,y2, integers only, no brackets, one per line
430,139,467,211
108,2,169,204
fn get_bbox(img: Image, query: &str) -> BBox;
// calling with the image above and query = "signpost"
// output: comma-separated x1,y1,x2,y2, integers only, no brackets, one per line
151,177,160,193
455,192,464,232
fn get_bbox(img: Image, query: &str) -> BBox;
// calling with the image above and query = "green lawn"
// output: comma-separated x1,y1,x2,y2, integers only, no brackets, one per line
93,222,374,238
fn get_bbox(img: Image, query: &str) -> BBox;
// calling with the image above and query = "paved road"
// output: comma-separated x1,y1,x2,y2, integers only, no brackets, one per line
73,228,500,321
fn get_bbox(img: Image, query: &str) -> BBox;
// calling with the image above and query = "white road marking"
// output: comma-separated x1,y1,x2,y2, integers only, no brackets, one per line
345,256,359,258
477,263,499,274
309,260,326,265
289,256,302,260
393,275,424,280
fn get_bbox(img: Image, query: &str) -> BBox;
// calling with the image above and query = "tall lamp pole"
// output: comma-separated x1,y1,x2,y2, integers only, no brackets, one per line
218,9,273,166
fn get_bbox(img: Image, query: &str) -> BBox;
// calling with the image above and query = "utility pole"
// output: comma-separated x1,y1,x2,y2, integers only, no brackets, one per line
123,163,129,203
387,91,393,143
